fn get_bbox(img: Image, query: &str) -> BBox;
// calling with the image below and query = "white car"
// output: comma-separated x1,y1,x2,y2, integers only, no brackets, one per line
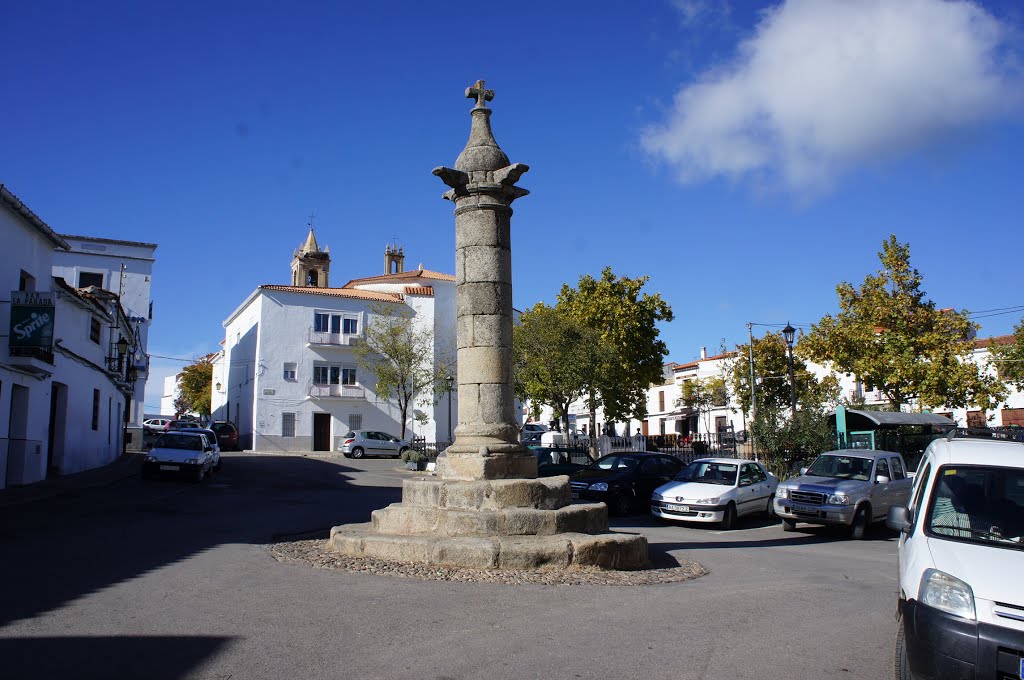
651,458,778,530
886,435,1024,680
143,418,171,432
141,431,218,482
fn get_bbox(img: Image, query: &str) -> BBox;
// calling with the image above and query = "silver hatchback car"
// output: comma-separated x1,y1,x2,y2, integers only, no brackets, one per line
339,430,412,459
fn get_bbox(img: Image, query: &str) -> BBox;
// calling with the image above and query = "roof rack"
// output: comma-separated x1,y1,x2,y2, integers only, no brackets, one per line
946,427,1024,443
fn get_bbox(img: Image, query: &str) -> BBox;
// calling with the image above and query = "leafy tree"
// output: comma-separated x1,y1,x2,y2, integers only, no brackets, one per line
802,235,1006,412
678,376,728,434
176,354,215,416
989,318,1024,390
513,303,605,440
557,267,674,454
353,302,450,439
730,332,840,416
752,405,835,479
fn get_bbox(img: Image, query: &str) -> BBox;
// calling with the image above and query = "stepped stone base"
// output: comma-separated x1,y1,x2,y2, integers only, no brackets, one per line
328,475,649,571
330,523,648,571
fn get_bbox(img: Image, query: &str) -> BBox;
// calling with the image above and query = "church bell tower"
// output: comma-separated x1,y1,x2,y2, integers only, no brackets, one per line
291,225,330,287
384,242,404,274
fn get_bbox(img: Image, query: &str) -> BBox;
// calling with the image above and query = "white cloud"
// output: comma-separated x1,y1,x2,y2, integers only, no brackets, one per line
643,0,1023,194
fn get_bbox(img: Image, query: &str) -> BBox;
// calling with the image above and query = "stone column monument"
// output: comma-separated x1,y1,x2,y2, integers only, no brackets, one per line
329,82,647,571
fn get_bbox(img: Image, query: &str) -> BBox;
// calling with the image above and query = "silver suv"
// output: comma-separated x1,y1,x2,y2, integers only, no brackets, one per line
774,449,913,539
338,430,411,459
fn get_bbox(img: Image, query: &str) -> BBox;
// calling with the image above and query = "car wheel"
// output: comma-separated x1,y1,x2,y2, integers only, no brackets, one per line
351,447,365,459
611,494,634,516
398,447,409,460
850,504,870,540
720,502,737,530
765,494,777,519
894,616,917,680
782,518,798,532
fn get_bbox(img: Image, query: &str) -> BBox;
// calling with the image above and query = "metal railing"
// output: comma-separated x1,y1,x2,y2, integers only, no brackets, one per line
308,384,364,398
306,329,361,346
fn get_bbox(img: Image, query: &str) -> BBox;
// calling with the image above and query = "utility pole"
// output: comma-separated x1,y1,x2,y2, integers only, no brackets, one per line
747,323,757,460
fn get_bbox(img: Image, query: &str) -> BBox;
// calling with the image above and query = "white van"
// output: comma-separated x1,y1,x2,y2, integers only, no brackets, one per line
887,435,1024,679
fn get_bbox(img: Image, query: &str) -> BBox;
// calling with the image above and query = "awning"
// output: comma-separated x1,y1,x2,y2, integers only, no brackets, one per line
829,408,955,428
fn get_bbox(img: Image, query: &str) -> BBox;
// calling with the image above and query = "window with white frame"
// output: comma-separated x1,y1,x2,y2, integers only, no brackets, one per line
314,311,359,335
283,362,297,381
282,412,296,437
342,316,358,334
342,367,357,385
313,363,356,385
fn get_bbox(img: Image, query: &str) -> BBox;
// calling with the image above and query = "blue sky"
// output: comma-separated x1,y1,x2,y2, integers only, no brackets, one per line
2,0,1022,413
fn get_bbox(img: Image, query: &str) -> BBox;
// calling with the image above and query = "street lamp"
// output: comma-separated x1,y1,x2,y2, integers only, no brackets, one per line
445,374,455,445
782,322,797,420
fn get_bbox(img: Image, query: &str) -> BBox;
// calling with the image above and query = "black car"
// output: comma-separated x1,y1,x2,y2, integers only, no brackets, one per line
569,453,684,515
531,447,587,478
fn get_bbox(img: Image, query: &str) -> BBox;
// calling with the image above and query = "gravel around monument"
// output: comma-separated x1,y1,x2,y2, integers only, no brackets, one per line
268,538,709,586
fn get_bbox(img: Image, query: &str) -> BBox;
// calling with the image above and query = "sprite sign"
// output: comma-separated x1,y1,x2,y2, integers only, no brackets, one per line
10,291,55,349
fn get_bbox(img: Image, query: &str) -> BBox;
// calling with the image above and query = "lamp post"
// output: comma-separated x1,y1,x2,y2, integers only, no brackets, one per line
782,322,797,420
445,374,454,445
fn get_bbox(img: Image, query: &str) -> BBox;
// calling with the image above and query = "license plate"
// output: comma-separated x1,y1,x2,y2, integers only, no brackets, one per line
792,503,818,513
159,465,179,471
1019,657,1022,680
667,504,690,512
571,492,580,499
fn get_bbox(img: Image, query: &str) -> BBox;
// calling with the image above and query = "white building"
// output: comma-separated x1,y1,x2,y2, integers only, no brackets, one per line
211,232,457,452
1,185,155,487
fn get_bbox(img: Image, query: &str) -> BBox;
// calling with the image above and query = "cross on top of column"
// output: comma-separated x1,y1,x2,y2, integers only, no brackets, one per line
465,80,494,109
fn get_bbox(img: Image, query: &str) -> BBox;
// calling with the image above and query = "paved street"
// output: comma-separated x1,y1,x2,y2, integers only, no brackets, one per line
0,454,898,680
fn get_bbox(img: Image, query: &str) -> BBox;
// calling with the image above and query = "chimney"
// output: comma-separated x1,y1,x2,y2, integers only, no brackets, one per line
700,346,707,360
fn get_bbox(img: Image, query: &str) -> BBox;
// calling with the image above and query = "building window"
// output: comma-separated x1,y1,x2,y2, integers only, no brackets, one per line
282,413,296,437
658,391,665,412
966,411,986,429
314,363,356,385
283,363,297,381
19,270,35,292
342,368,357,385
342,316,358,335
348,414,362,431
78,271,104,289
314,312,331,333
90,318,101,344
92,389,100,430
715,416,728,433
313,366,330,384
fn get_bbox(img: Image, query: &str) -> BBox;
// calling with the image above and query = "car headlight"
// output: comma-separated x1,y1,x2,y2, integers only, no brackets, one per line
589,482,608,492
145,455,157,463
651,492,663,501
919,569,975,620
827,494,850,505
776,487,788,499
696,497,720,505
185,458,198,465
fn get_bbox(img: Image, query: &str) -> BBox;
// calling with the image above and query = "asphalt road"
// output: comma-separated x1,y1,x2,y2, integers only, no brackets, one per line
0,454,899,680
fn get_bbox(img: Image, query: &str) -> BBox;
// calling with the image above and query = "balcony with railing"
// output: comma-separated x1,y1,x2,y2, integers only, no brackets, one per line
308,383,365,399
306,329,361,347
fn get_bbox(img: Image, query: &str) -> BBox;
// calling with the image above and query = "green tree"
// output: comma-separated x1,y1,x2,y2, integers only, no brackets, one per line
176,354,215,416
353,302,451,439
730,332,840,416
557,267,674,453
802,235,1006,412
752,405,836,479
989,318,1024,391
513,303,605,439
678,376,728,434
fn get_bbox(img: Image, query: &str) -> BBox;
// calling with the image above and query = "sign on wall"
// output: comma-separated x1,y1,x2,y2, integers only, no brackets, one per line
10,291,55,349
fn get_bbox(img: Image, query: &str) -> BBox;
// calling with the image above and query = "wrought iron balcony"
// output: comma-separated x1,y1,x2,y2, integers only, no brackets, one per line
308,384,364,399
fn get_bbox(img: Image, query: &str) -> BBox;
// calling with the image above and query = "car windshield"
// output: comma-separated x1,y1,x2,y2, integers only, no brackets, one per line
806,454,873,481
592,455,639,471
676,461,738,485
925,465,1024,549
212,424,232,433
156,434,203,451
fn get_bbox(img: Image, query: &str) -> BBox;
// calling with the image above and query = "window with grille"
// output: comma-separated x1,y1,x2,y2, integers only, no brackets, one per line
282,413,296,437
348,414,362,431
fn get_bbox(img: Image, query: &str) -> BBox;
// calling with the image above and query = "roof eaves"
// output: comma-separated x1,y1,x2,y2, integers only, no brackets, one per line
0,185,70,250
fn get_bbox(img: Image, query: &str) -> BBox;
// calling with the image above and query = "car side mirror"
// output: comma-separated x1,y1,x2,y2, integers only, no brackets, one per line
886,505,912,534
875,475,890,485
800,467,808,476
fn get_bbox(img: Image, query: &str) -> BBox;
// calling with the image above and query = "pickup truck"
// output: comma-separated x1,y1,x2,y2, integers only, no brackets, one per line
773,449,913,539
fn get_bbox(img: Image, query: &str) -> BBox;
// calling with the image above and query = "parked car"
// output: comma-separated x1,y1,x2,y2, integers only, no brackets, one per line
523,423,548,434
142,431,218,482
167,419,207,432
886,436,1024,680
774,449,913,539
143,418,171,433
339,430,411,458
569,453,684,515
210,420,239,451
651,458,778,529
532,448,587,478
174,425,222,471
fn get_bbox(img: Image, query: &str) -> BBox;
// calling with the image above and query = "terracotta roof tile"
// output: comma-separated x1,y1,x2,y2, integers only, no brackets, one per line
404,286,434,296
975,334,1017,349
259,285,402,302
341,269,455,288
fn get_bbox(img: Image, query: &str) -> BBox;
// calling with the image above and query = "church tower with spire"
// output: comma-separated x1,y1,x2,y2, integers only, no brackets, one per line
291,225,330,287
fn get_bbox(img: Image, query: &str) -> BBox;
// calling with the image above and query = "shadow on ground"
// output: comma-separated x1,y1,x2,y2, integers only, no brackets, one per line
0,455,401,628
